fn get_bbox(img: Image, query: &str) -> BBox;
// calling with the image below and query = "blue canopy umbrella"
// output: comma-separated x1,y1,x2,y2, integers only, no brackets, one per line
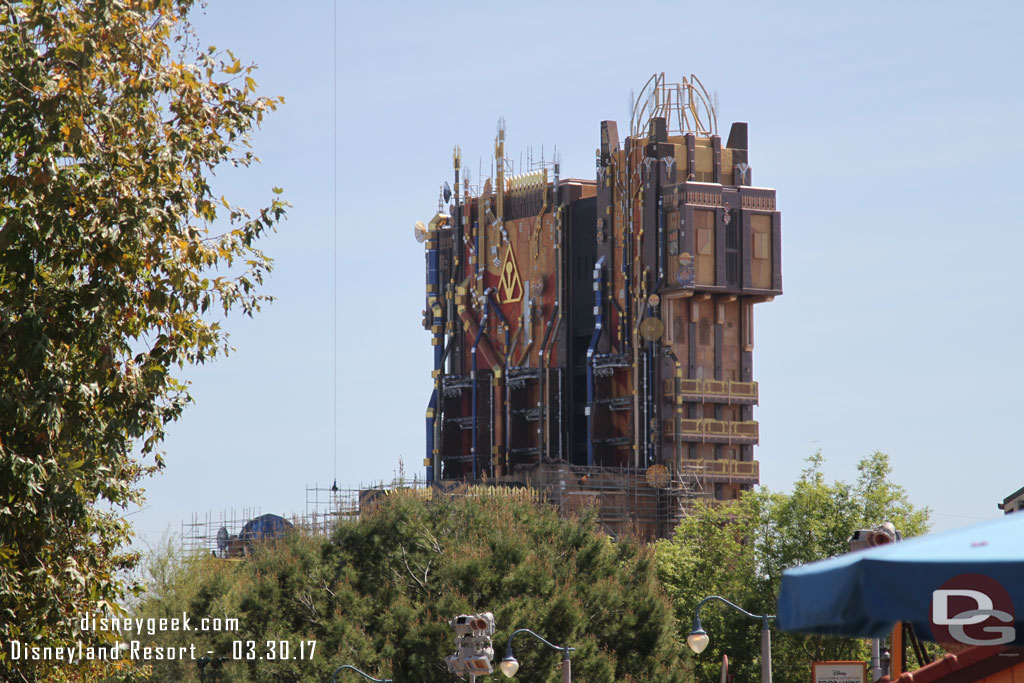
776,513,1024,646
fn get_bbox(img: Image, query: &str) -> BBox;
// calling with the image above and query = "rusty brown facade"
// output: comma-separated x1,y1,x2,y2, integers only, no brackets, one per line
420,75,781,538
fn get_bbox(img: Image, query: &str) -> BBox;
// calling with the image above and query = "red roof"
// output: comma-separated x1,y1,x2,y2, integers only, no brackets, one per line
880,646,1024,683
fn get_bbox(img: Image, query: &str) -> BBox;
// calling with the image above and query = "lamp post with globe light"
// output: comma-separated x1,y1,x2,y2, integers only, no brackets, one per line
687,595,775,683
499,628,575,683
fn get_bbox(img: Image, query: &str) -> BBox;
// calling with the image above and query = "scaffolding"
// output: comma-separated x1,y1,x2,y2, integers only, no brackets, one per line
303,481,359,534
181,507,265,556
182,462,712,556
181,478,425,557
517,462,711,540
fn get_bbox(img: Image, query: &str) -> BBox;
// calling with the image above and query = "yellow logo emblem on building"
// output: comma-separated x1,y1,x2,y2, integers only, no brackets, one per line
498,245,523,303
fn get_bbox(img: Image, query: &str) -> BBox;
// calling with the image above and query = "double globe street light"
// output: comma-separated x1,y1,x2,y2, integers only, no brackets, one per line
687,595,776,683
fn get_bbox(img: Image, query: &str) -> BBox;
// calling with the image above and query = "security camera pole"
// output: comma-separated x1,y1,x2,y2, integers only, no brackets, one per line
848,522,901,681
446,612,495,681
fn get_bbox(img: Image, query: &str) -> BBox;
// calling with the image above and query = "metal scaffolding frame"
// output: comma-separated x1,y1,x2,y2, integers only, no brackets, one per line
182,462,712,557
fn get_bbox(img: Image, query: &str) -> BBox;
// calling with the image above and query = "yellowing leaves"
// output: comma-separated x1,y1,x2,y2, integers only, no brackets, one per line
0,1,286,678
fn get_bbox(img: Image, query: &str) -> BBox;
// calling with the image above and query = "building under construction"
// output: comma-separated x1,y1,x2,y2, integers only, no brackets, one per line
418,74,781,538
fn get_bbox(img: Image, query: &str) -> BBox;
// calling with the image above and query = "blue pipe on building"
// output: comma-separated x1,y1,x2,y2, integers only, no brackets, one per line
485,288,510,355
425,221,442,483
425,390,437,482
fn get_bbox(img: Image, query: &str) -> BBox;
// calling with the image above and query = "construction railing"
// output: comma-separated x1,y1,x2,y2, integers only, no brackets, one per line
663,378,758,405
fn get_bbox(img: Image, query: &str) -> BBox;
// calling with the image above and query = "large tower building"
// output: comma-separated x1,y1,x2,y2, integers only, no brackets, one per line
418,74,781,538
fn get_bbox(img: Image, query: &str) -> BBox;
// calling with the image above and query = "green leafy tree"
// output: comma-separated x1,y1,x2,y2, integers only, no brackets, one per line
655,451,930,683
133,492,691,682
0,1,285,680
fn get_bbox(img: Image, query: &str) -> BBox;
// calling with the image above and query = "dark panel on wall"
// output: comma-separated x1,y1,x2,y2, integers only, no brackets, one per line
567,196,597,466
714,311,723,380
712,135,722,184
685,134,696,180
723,189,740,289
726,122,748,167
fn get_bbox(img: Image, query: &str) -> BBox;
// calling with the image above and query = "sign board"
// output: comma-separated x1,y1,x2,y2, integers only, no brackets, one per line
812,661,867,683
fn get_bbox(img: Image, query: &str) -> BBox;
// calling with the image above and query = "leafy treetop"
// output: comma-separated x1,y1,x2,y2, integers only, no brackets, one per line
655,451,931,683
0,1,285,680
133,492,690,683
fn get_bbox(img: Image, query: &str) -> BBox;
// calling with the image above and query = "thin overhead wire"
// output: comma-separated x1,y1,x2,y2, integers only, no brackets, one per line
332,0,338,486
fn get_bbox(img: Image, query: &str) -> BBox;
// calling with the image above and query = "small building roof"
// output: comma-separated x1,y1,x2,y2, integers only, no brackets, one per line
998,485,1024,512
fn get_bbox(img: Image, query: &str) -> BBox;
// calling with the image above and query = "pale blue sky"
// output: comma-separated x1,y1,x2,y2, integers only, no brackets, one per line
131,0,1024,545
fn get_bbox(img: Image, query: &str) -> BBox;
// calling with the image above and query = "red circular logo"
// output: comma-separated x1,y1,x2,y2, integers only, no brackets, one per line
930,573,1015,646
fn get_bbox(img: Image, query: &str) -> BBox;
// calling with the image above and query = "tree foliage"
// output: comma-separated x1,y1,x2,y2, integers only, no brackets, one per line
655,451,931,683
133,492,690,682
0,1,284,679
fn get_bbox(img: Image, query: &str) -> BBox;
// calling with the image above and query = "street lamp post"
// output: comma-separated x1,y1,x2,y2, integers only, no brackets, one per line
196,656,223,683
499,628,575,683
687,595,775,683
330,664,393,683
